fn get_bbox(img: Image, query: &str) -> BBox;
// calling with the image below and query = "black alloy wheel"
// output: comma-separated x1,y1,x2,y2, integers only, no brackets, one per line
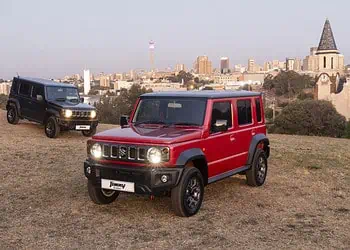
7,106,19,124
171,167,204,217
246,148,268,187
87,180,120,204
45,116,60,138
82,127,97,137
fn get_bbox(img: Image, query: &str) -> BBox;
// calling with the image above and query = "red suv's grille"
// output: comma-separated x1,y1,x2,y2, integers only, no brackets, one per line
101,144,147,162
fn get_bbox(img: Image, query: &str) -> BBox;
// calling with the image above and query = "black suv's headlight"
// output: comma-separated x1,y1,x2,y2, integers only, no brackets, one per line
90,110,97,119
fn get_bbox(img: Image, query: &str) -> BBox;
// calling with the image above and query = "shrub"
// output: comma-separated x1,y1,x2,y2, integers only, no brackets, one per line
265,108,280,120
273,100,346,137
0,94,8,110
297,92,314,100
344,121,350,139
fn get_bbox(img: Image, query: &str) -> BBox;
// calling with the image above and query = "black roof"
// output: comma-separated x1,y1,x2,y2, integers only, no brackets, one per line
317,19,338,53
15,77,77,88
141,90,261,99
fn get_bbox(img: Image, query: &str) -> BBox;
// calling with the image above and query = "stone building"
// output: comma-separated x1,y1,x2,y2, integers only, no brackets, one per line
314,19,349,120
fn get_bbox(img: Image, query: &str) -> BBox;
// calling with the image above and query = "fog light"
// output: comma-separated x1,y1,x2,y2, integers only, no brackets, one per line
86,166,91,175
161,175,168,183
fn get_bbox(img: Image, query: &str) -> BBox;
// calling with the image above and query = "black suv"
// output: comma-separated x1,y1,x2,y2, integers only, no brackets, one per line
6,77,98,138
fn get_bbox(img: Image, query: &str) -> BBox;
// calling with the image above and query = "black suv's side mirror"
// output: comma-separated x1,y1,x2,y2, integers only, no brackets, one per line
37,95,43,101
212,120,228,133
120,115,129,128
80,97,85,103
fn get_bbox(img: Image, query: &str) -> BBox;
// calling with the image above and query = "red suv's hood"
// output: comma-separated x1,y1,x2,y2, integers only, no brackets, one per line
92,125,202,145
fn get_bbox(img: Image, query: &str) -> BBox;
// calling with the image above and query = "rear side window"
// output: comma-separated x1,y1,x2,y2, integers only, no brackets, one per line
237,100,252,125
211,101,232,130
32,85,45,99
255,98,262,122
19,82,31,96
11,79,19,94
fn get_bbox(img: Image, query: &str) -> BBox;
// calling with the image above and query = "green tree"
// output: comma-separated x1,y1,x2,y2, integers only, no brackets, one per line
177,70,193,84
273,100,346,137
263,71,315,97
95,84,152,124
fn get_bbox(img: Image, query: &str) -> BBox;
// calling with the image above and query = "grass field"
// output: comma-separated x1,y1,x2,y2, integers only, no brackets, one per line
0,110,349,249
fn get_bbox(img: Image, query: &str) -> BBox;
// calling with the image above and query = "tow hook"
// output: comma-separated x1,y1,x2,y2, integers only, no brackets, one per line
150,195,155,201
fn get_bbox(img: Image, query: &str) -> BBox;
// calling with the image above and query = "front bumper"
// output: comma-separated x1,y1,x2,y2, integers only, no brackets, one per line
84,160,183,195
59,119,98,130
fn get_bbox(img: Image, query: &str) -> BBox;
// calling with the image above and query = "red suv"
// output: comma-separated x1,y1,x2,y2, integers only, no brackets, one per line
84,91,270,217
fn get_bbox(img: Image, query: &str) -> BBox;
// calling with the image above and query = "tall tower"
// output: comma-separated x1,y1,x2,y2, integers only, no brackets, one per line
149,40,155,72
83,69,90,95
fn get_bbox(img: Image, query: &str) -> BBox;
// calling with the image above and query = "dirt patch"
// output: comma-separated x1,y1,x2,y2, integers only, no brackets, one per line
0,111,349,249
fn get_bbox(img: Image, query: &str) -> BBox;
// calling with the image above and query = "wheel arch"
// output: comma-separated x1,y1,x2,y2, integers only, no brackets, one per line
6,98,21,116
246,134,270,166
44,109,60,124
176,148,208,185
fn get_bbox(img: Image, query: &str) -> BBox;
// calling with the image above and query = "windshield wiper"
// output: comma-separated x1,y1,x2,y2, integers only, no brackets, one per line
172,122,200,126
55,97,66,102
133,120,166,126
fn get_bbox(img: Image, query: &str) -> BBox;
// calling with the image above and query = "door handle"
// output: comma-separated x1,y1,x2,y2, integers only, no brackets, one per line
251,130,256,136
230,135,236,142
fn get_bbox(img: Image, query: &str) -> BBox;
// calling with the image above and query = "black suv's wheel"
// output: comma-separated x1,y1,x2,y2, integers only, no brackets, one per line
45,116,60,138
246,148,268,187
82,127,97,137
7,106,19,125
87,180,119,204
171,167,204,217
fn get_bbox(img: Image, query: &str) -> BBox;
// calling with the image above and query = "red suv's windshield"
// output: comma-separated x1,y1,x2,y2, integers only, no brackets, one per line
132,98,207,126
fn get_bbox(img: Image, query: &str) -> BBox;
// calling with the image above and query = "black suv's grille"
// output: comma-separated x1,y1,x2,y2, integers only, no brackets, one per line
72,111,91,118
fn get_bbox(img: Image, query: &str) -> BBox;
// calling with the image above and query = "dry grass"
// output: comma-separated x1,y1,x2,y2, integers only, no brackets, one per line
0,110,349,249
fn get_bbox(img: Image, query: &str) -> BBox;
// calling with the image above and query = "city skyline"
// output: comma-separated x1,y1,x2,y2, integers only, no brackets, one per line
1,0,350,79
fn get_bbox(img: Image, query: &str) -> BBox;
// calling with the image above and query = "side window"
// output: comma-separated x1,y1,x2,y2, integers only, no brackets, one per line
210,101,232,132
32,85,45,99
237,100,252,125
255,98,262,122
11,79,19,94
19,82,31,96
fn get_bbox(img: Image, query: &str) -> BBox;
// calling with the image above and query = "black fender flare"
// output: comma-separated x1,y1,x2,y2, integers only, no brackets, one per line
176,148,208,185
44,109,60,123
246,134,270,166
6,98,21,116
176,148,207,167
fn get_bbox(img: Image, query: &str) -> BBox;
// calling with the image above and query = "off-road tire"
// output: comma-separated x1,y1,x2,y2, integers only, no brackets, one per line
45,116,60,138
246,148,268,187
82,127,97,137
7,106,19,125
171,167,204,217
87,180,119,204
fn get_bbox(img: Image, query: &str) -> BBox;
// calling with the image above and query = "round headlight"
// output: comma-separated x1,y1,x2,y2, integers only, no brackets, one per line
147,147,162,164
64,109,73,118
90,110,97,119
91,143,102,158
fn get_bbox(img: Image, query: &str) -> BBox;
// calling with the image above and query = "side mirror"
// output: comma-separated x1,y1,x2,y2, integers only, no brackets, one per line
37,95,43,101
80,97,85,103
212,120,228,133
120,115,129,128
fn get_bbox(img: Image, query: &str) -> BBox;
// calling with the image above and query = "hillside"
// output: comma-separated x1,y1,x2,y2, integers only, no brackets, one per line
0,110,349,249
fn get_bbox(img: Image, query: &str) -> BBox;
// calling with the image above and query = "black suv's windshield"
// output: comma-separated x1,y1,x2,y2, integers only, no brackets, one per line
132,98,207,126
46,86,79,102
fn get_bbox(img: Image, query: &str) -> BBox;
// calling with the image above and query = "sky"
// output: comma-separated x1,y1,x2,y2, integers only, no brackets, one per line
1,0,350,79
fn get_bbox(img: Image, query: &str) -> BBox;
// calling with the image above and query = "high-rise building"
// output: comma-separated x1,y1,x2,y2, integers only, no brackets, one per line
149,41,155,72
0,82,11,95
263,61,272,72
286,58,295,71
247,59,255,72
175,64,186,72
83,70,91,95
294,59,302,71
220,57,230,74
194,56,212,75
100,75,111,88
